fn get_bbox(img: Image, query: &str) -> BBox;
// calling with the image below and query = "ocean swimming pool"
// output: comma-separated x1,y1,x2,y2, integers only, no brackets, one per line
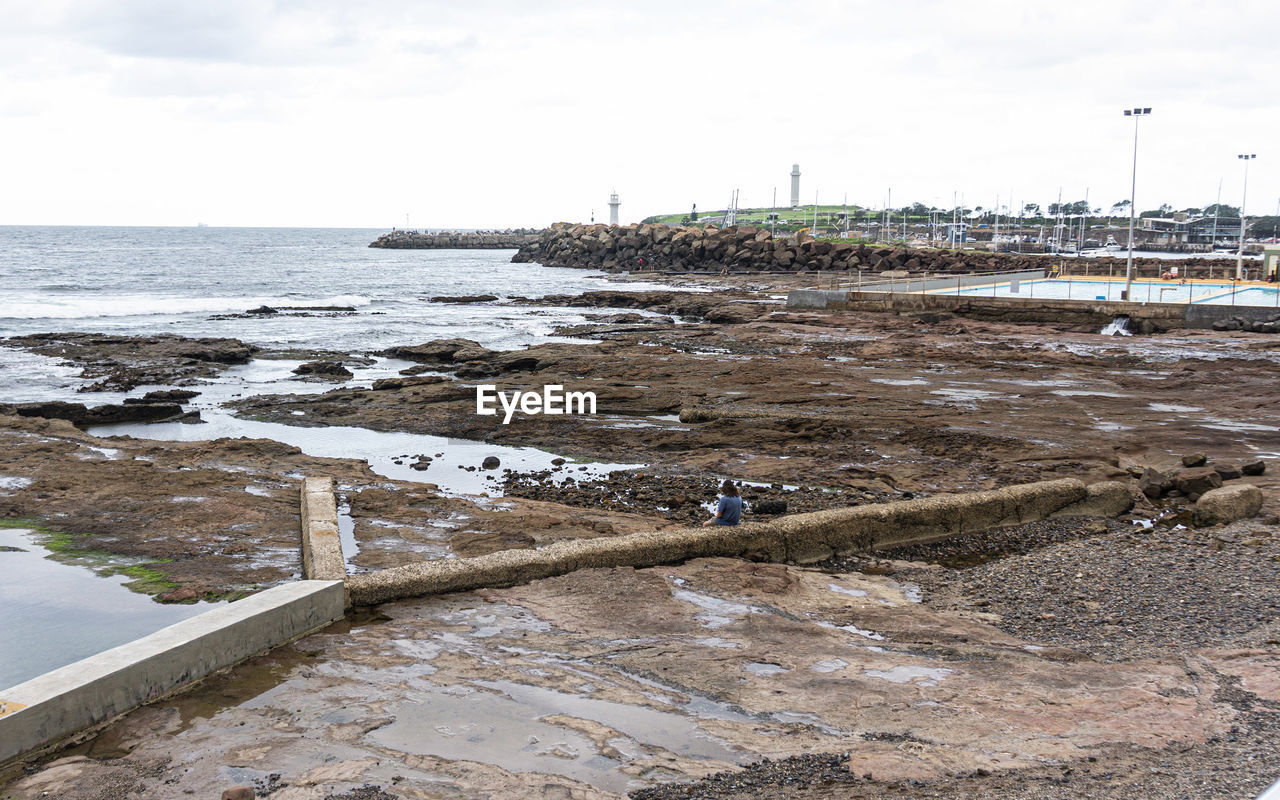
933,278,1280,306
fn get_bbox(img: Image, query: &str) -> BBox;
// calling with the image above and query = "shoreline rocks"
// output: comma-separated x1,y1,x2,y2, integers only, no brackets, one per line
511,221,1241,276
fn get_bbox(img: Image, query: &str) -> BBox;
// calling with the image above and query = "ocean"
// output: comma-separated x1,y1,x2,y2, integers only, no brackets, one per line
0,225,673,403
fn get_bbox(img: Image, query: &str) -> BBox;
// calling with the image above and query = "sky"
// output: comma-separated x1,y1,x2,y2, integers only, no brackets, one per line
1,0,1277,228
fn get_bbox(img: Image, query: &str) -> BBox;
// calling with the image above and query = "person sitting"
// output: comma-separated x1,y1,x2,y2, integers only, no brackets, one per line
703,480,742,527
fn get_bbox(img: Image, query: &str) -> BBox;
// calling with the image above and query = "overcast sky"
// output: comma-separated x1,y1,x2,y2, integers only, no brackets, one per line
2,0,1277,228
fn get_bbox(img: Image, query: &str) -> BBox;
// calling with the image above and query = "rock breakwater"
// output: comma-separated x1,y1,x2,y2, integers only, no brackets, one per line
368,230,538,249
511,222,1242,276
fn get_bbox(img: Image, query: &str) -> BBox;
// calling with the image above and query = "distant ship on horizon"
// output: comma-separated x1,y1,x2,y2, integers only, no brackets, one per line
196,222,209,228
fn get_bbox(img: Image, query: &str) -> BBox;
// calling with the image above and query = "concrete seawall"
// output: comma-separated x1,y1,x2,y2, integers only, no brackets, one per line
345,479,1132,606
369,231,538,249
301,476,346,582
0,580,344,765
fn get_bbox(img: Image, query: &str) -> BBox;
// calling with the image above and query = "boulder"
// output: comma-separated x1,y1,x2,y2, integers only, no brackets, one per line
1213,463,1243,481
1242,459,1267,476
1181,453,1208,467
1172,467,1223,500
1192,484,1264,527
481,456,501,470
1137,467,1170,498
292,361,353,379
384,338,491,363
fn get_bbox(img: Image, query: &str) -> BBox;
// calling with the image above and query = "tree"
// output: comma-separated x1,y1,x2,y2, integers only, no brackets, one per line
1249,216,1280,238
1109,199,1131,216
1139,203,1173,219
1179,206,1203,217
1066,200,1091,215
1022,202,1041,218
1203,203,1240,219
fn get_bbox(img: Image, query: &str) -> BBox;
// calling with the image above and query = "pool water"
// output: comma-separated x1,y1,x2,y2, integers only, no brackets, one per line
937,279,1280,306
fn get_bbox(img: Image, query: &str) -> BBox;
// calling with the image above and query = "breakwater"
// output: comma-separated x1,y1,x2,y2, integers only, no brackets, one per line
510,222,1250,277
368,230,538,249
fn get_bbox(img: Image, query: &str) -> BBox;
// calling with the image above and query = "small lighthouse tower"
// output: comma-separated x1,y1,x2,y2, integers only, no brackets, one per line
608,191,620,225
790,164,801,208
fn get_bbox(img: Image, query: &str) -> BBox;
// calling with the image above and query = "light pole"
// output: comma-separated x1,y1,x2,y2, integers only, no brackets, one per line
1236,153,1256,279
1122,107,1151,301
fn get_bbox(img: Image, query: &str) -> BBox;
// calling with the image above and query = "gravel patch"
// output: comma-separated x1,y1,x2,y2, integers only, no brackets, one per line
866,517,1280,662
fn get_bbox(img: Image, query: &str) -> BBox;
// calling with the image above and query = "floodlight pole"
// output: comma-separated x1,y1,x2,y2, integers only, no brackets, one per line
1237,154,1256,280
1123,107,1151,301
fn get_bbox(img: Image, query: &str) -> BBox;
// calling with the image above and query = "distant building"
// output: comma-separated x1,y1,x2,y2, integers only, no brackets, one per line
1137,214,1243,245
608,191,620,225
790,164,801,207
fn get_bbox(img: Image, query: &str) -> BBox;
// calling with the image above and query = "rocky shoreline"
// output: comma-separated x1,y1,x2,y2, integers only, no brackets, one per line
3,275,1280,799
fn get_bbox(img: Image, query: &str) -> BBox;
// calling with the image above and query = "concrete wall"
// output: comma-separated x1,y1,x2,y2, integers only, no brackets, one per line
0,580,345,765
301,476,346,582
345,479,1132,607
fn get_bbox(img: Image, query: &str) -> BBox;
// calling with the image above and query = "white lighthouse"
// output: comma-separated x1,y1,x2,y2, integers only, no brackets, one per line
608,191,620,225
790,164,801,208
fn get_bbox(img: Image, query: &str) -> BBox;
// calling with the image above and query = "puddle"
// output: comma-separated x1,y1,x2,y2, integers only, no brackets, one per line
744,663,788,677
1050,389,1130,398
89,411,641,498
816,620,885,641
335,502,362,572
0,528,221,690
0,475,33,492
826,582,868,598
369,680,744,792
1148,403,1204,413
928,388,1001,403
671,589,759,629
1198,418,1280,433
862,666,954,686
870,378,929,387
811,658,849,674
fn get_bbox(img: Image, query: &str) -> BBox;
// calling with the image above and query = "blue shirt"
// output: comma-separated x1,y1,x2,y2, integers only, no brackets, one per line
715,495,742,525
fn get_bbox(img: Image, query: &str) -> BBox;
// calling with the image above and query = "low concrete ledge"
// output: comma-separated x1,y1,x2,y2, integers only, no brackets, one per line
346,478,1126,606
301,476,346,581
0,580,345,766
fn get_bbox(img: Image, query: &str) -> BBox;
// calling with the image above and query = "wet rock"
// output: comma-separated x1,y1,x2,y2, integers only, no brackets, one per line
1213,463,1243,481
1242,459,1267,476
5,332,258,392
550,457,566,466
382,338,491,364
752,499,788,515
410,457,432,471
6,401,186,427
139,389,200,402
430,294,498,303
481,456,501,470
293,361,353,379
371,376,448,391
246,305,278,315
1137,467,1170,498
221,787,255,800
158,587,201,603
1173,467,1223,499
1192,484,1264,527
1181,453,1208,468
